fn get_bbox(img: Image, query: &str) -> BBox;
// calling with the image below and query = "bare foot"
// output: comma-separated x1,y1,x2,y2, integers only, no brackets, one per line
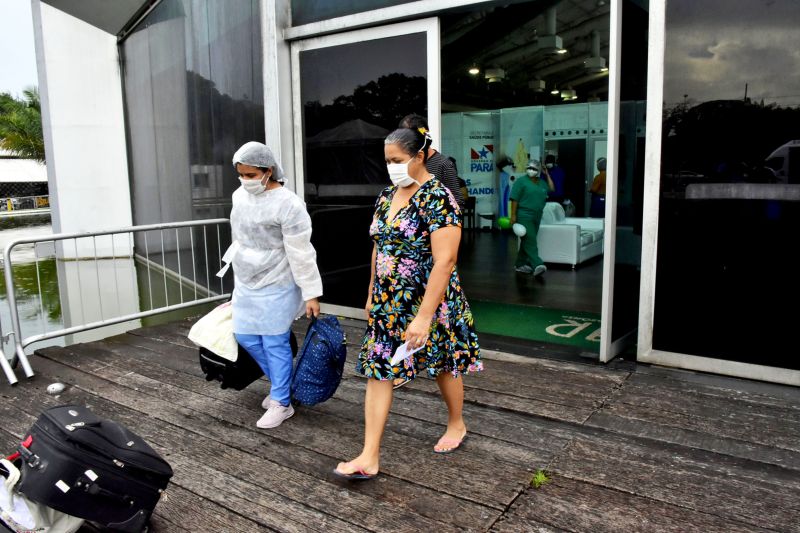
434,424,467,453
335,455,379,476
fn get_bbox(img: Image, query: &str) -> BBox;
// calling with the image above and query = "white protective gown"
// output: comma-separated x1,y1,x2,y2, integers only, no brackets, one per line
226,185,323,335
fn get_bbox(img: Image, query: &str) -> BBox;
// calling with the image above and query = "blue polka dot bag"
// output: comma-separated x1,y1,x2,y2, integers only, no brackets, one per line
291,315,347,406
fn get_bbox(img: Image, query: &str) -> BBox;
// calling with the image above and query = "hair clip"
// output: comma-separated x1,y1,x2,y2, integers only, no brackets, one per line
418,127,428,135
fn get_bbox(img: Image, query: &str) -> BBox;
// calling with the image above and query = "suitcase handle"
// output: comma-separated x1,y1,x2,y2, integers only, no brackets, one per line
6,435,33,462
16,436,41,469
76,475,134,507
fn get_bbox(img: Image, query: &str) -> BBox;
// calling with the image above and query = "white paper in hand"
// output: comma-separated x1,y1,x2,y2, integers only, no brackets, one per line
390,341,425,366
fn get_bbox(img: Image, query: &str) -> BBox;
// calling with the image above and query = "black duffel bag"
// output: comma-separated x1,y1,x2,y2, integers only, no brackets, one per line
199,331,299,390
16,405,173,532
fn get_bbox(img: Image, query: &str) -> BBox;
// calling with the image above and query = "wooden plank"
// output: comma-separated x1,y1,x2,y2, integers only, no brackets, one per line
490,477,772,533
0,405,273,533
85,334,572,466
27,350,501,529
3,362,473,533
121,320,607,424
338,345,615,423
153,315,625,398
0,400,355,533
633,366,800,405
108,326,595,426
322,379,573,463
136,484,274,533
76,338,548,472
36,344,526,509
89,333,576,474
550,434,800,531
585,406,800,472
388,371,594,423
621,374,800,424
437,361,623,411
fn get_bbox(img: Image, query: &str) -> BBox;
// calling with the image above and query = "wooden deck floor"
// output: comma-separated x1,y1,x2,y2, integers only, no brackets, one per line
1,316,799,532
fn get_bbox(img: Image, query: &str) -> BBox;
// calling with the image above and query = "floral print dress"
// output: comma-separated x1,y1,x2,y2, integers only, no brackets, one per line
358,178,483,381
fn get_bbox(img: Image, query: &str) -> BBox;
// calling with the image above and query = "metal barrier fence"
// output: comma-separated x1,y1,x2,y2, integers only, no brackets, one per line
1,218,231,385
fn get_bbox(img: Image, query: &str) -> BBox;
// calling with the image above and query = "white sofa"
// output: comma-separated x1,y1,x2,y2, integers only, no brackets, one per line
535,203,604,268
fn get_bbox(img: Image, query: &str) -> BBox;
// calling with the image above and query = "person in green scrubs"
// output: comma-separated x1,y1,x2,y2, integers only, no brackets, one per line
510,159,554,276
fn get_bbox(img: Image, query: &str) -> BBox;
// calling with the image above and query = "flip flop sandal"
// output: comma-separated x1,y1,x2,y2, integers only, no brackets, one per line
434,433,468,454
333,462,378,481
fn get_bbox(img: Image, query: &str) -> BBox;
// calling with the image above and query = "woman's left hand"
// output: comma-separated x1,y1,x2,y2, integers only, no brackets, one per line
305,298,320,318
405,315,431,349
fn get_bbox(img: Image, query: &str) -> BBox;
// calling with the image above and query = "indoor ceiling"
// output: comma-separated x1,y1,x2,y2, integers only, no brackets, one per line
441,0,613,109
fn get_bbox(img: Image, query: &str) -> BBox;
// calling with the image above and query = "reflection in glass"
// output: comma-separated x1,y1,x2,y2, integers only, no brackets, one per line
121,0,262,293
299,33,427,308
654,0,800,368
438,1,611,351
610,1,648,347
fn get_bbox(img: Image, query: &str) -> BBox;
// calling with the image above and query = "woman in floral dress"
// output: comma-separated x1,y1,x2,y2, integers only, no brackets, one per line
334,127,482,480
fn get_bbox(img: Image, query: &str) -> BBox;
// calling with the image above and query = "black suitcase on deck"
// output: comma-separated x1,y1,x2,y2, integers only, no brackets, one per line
15,405,172,532
199,331,299,390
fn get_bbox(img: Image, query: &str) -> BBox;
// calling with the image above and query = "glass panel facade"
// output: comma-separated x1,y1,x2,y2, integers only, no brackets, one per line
611,0,648,345
122,0,263,225
291,0,416,26
121,0,262,292
438,1,610,351
654,0,800,368
299,33,427,308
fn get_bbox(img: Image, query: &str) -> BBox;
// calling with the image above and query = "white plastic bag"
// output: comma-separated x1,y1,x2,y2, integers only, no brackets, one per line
0,459,84,533
187,302,238,362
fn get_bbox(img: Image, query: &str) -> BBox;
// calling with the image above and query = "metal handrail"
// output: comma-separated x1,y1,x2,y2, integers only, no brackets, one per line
1,218,231,385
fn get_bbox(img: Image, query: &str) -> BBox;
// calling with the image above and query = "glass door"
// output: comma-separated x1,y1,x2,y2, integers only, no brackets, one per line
598,0,649,362
291,19,440,318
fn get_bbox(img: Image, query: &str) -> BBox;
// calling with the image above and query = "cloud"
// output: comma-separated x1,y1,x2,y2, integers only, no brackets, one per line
686,43,715,59
664,26,800,105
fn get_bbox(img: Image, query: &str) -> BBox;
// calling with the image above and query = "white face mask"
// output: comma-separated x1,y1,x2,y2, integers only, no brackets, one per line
239,175,267,195
526,169,539,178
387,158,420,188
545,163,554,169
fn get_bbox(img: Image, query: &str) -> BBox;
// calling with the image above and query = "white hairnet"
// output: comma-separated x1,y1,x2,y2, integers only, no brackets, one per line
232,141,286,182
526,159,541,171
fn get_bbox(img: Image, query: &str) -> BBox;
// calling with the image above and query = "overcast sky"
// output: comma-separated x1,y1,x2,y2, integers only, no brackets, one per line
664,0,800,107
0,0,38,97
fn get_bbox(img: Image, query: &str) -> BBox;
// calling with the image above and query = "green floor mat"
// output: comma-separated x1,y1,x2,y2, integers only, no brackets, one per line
470,300,601,351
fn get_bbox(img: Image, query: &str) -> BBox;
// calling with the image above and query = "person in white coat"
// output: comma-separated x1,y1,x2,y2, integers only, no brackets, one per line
228,141,323,428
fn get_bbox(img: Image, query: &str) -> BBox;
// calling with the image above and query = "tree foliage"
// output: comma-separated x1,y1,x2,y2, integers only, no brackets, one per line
0,87,45,163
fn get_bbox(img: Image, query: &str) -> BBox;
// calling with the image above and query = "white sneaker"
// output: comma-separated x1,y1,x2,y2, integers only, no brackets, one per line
515,265,533,274
261,394,271,410
257,400,294,429
534,265,547,277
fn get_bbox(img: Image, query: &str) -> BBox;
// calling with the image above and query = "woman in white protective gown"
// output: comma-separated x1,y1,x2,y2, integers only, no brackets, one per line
225,141,323,429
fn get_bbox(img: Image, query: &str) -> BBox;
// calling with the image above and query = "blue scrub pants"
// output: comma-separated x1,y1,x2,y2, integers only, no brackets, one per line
235,330,293,406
